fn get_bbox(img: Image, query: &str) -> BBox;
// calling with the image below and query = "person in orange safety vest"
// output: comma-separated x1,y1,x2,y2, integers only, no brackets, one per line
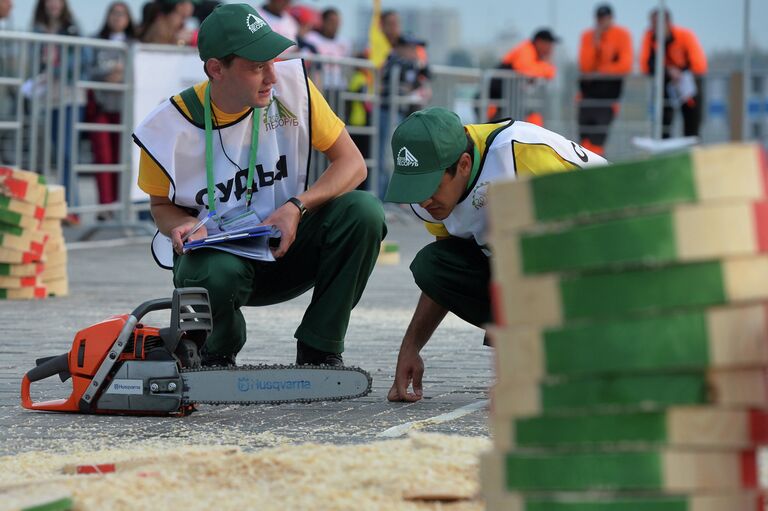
577,4,632,156
486,29,559,126
640,8,707,138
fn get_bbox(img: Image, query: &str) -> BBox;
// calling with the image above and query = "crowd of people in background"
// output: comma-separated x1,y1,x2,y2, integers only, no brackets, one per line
485,4,706,154
0,0,709,210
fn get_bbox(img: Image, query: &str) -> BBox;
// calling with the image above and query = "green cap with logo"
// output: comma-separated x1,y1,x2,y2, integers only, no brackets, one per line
384,107,467,204
198,3,295,62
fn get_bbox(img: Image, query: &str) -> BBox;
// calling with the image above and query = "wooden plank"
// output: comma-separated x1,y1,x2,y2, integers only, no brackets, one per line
44,201,67,220
509,201,768,275
488,143,766,233
500,449,756,492
0,167,47,205
0,247,42,264
41,218,63,234
0,275,41,289
492,303,768,380
0,210,41,230
482,491,761,511
0,286,46,300
45,278,68,297
0,167,45,185
491,407,768,450
0,262,44,277
492,370,768,417
495,256,768,327
61,448,240,474
0,178,47,205
46,184,65,205
377,241,400,265
0,195,45,219
41,263,67,282
0,231,45,254
43,248,67,267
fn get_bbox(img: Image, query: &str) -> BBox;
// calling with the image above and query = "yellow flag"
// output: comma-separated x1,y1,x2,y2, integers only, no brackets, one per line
368,0,391,69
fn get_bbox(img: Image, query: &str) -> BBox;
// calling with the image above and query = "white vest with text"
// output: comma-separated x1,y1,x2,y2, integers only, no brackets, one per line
133,59,311,268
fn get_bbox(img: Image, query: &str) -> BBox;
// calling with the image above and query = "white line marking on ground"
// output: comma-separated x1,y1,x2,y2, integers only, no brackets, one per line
377,399,489,438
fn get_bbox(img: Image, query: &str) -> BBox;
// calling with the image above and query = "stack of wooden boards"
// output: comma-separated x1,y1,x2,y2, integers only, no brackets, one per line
0,167,69,299
481,143,768,510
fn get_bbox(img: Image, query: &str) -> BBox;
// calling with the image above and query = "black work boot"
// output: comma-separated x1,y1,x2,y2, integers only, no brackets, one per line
200,345,236,367
296,341,343,367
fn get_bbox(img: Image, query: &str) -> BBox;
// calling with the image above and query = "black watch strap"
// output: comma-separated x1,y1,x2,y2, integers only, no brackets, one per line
286,197,307,218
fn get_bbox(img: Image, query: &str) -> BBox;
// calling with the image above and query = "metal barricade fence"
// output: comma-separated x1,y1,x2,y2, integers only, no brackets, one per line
1,31,763,237
0,30,145,237
298,52,382,196
380,67,768,164
555,71,655,161
562,70,768,160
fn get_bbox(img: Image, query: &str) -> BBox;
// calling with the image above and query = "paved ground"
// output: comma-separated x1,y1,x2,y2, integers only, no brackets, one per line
0,212,493,455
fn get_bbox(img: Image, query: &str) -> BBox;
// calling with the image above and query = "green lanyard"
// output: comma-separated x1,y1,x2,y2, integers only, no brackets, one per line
203,82,261,217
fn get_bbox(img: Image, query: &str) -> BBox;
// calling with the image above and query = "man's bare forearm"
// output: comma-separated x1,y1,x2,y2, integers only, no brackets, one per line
399,292,449,355
297,130,366,211
150,198,197,237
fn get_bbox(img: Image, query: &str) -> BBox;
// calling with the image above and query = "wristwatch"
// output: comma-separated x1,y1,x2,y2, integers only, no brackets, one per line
286,197,307,219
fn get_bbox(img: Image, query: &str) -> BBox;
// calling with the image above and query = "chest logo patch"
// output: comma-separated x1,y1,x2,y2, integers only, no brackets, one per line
472,181,490,210
263,97,298,131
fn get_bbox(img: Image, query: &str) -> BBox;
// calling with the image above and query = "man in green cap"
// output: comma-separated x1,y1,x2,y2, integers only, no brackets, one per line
133,3,386,367
385,108,606,401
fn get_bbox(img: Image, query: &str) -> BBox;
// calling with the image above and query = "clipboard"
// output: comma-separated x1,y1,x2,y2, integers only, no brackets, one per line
183,224,273,250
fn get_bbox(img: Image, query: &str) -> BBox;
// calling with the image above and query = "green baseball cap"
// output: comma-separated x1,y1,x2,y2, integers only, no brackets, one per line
384,108,467,204
198,3,295,62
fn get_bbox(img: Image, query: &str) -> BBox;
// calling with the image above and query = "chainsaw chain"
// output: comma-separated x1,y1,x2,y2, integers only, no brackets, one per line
179,364,373,406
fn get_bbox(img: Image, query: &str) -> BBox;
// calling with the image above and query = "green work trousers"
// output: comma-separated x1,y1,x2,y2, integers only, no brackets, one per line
173,191,386,357
410,237,492,336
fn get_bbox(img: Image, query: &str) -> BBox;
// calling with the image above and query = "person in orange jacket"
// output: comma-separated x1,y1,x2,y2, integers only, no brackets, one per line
501,29,558,80
577,4,632,155
640,8,707,138
486,29,558,125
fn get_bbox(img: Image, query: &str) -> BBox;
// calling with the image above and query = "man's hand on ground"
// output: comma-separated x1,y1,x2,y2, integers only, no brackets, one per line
262,202,301,258
387,349,424,402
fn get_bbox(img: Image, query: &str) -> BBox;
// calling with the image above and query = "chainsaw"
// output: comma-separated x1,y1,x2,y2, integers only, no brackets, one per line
21,288,372,415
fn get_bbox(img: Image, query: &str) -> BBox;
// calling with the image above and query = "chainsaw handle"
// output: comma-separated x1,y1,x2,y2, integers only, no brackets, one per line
129,288,210,324
21,373,79,412
26,353,69,383
130,298,173,322
21,353,72,411
20,374,34,409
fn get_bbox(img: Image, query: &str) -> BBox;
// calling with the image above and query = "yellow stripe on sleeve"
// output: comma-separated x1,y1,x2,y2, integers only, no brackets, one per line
424,221,450,237
137,149,171,197
512,142,578,176
308,79,345,152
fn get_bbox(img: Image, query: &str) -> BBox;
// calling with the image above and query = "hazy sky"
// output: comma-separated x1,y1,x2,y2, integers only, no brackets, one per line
9,0,761,61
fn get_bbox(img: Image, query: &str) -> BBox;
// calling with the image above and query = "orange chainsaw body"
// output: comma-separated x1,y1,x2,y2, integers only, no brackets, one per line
21,289,211,415
21,315,164,413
